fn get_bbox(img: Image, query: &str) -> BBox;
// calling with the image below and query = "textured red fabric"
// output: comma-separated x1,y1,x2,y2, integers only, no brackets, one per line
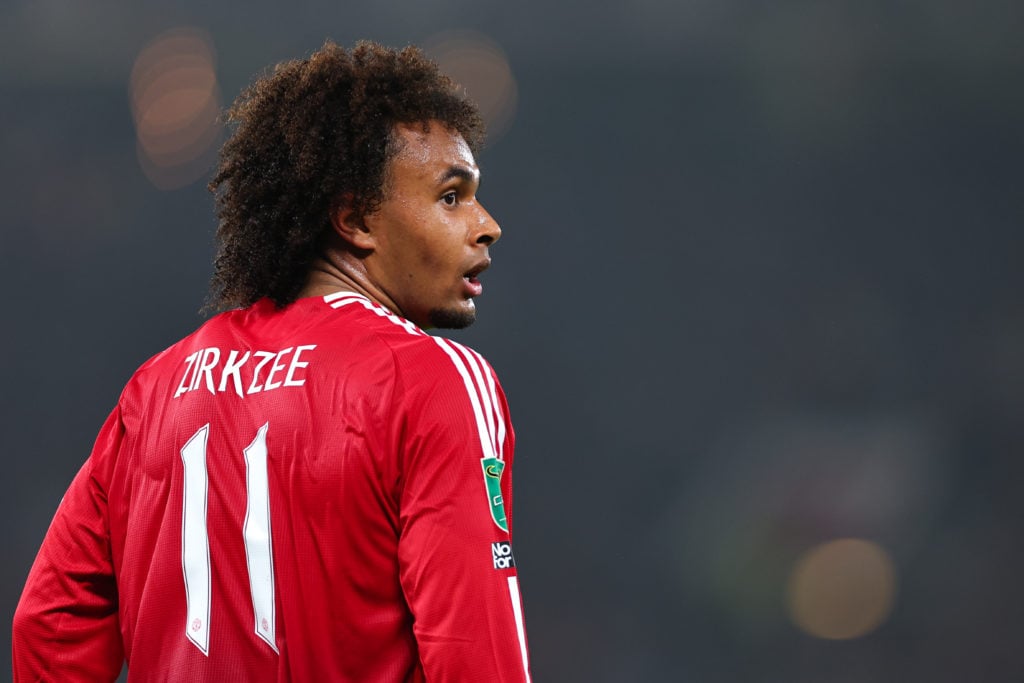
13,294,529,682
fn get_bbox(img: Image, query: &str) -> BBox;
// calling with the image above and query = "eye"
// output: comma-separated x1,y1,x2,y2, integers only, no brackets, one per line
441,190,458,206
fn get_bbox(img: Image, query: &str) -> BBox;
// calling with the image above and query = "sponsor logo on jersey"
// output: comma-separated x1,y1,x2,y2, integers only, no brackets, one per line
492,541,516,569
480,457,507,531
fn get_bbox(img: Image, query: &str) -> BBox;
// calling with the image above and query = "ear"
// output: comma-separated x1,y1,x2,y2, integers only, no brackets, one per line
330,199,375,252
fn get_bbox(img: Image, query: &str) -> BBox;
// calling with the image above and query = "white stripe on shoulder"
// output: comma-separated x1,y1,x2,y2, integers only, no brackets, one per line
447,341,498,460
465,346,506,459
323,291,368,305
322,293,500,461
325,293,424,336
433,337,496,461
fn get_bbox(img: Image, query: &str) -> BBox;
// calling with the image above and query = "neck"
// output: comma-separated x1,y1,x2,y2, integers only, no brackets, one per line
299,244,402,317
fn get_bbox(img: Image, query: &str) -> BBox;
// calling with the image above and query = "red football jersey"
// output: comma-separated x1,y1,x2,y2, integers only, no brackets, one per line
13,292,531,682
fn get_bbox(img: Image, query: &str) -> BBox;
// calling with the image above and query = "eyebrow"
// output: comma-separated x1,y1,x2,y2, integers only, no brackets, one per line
437,165,479,186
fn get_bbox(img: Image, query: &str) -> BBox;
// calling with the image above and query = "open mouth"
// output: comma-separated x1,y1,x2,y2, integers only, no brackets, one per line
463,260,490,284
462,260,490,295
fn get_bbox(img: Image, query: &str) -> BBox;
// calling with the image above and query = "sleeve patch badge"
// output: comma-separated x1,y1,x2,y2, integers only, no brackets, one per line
492,541,516,569
480,457,508,531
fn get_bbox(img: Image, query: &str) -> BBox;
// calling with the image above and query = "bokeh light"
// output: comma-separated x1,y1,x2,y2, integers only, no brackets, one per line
130,27,221,190
787,538,897,640
424,30,518,143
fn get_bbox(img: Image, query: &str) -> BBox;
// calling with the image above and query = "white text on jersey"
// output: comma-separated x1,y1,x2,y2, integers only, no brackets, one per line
174,345,317,399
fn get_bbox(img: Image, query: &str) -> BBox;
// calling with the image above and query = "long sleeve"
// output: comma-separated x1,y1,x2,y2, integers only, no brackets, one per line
396,340,531,682
12,407,125,682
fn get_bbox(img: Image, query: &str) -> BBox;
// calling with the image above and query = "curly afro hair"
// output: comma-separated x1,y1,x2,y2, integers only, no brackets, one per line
206,41,484,311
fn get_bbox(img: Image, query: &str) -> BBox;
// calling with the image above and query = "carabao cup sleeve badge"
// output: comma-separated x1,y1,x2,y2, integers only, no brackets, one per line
480,457,508,532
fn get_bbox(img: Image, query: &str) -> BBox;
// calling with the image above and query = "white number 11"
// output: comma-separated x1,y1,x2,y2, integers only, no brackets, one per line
180,423,279,656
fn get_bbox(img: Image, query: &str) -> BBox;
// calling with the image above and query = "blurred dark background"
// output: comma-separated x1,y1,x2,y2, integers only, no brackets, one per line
3,1,1022,680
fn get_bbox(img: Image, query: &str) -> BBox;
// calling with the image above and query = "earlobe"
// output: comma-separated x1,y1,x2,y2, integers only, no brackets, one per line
330,201,375,251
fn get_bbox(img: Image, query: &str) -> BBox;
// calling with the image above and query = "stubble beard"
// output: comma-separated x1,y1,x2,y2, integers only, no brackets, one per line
428,306,477,329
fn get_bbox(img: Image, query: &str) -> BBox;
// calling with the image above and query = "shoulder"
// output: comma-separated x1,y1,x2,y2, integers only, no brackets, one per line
322,292,501,388
325,293,506,436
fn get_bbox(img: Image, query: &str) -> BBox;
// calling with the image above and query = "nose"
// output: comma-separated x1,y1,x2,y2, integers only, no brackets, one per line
475,203,501,246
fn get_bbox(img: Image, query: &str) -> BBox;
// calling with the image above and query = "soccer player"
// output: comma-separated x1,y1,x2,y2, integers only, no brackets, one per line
12,42,531,682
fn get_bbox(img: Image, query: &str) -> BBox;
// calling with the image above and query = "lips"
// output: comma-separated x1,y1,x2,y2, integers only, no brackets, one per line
462,259,490,297
464,259,490,280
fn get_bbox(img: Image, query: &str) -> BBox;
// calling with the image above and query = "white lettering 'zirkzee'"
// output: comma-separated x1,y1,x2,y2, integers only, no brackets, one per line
174,345,316,399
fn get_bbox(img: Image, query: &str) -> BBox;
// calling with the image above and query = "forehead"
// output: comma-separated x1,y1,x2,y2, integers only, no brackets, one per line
389,122,477,180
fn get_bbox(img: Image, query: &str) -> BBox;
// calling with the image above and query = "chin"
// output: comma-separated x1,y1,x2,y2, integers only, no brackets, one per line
427,306,477,330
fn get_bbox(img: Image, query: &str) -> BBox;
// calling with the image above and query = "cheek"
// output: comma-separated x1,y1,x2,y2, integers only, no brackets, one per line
391,235,448,286
412,221,461,267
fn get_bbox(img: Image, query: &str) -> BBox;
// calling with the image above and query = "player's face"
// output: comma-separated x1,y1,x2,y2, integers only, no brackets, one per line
364,122,501,329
